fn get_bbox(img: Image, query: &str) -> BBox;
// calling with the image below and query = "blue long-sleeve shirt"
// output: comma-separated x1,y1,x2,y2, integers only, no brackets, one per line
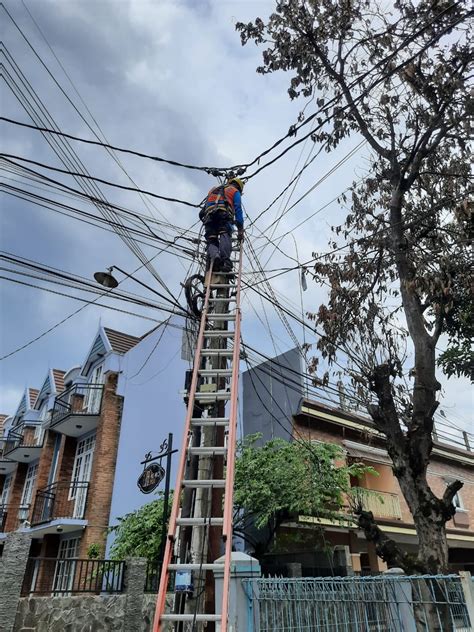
232,190,244,228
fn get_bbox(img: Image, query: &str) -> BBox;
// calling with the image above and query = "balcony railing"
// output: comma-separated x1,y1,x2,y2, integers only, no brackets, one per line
0,503,31,532
31,481,89,525
351,487,402,520
51,384,104,435
3,422,44,459
21,557,125,595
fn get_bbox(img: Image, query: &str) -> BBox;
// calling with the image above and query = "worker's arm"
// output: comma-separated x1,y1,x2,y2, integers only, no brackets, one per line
233,190,244,229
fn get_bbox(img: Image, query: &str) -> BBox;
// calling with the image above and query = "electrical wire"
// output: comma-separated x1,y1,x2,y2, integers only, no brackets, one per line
0,153,201,208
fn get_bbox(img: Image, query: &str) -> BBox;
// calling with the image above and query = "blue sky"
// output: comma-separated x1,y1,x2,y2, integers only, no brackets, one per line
1,0,471,439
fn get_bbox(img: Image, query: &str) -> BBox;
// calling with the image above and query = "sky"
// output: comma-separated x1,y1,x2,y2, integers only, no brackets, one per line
0,0,471,442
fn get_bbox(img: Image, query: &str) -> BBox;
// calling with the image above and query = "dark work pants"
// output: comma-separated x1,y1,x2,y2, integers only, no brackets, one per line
204,221,232,268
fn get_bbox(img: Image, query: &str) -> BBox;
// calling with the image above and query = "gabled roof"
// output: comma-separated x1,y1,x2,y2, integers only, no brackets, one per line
0,414,8,435
35,369,67,408
81,325,141,377
29,388,39,408
103,327,140,354
52,369,65,394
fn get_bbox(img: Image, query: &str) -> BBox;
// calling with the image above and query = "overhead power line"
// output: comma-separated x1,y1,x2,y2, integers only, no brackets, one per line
0,116,229,177
0,154,201,208
242,2,467,178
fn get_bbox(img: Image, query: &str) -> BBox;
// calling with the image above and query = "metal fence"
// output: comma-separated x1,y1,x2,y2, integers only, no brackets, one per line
145,560,162,593
31,480,89,525
51,383,104,427
21,557,126,595
243,574,472,632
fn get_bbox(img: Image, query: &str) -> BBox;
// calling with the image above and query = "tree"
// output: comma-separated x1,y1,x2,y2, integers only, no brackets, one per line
109,492,171,561
237,1,471,575
234,434,371,556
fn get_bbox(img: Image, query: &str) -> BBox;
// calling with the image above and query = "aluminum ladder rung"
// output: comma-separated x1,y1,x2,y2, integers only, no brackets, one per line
161,614,221,623
209,283,234,289
188,446,227,456
207,314,236,322
195,392,231,403
182,479,226,488
176,517,224,527
208,296,236,303
203,330,235,338
191,418,229,426
200,349,233,357
198,369,232,377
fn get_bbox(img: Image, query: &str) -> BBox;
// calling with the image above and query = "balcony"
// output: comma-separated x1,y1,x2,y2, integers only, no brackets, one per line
31,481,89,526
51,384,104,437
0,445,17,474
3,422,44,463
351,487,402,520
0,503,31,532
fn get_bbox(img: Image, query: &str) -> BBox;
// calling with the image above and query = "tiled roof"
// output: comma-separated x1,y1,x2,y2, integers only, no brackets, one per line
0,414,8,435
103,327,140,354
29,388,39,408
52,369,66,394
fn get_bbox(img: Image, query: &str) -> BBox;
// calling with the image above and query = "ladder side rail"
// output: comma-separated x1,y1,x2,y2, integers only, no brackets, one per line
153,264,215,632
221,242,244,632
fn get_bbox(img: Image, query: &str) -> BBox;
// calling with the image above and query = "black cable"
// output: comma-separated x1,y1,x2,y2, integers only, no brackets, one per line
17,0,204,249
1,185,198,259
1,49,172,292
0,115,229,177
0,153,201,208
0,275,167,324
241,2,467,177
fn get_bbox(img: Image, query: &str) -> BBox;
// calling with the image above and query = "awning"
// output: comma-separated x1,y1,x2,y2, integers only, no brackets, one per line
343,440,392,465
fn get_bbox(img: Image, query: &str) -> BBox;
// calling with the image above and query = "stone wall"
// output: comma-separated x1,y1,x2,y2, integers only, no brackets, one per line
14,594,157,632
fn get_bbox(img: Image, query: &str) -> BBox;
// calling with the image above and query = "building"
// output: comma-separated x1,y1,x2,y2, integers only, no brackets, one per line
242,349,474,575
0,321,186,590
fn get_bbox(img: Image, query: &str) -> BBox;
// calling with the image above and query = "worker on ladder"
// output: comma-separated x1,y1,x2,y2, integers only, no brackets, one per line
200,177,245,272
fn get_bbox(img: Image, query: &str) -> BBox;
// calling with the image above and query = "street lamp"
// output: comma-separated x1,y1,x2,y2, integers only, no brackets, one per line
93,265,194,319
93,267,119,289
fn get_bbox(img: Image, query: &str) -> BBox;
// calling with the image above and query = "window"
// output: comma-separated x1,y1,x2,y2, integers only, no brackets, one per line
0,474,13,505
84,364,103,414
69,434,95,517
445,479,464,510
21,462,38,512
33,401,49,445
53,537,80,594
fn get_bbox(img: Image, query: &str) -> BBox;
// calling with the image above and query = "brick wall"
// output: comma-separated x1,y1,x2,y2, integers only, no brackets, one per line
34,431,56,492
4,464,27,531
293,417,473,529
78,372,123,557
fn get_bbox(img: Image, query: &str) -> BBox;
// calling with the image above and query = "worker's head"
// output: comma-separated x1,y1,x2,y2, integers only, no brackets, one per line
227,177,244,193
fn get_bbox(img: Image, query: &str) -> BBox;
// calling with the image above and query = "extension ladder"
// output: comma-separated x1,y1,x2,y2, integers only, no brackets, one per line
153,242,243,631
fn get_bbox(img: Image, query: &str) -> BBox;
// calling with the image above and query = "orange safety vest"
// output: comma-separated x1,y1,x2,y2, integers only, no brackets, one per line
201,185,238,223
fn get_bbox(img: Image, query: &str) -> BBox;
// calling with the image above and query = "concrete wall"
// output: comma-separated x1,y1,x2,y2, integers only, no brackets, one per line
242,347,303,444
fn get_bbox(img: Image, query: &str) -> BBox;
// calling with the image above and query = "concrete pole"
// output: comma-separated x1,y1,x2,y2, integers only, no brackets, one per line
459,571,474,628
382,567,416,632
213,552,261,632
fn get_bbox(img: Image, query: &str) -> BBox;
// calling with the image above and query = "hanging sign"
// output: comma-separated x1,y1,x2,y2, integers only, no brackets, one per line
137,462,165,494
